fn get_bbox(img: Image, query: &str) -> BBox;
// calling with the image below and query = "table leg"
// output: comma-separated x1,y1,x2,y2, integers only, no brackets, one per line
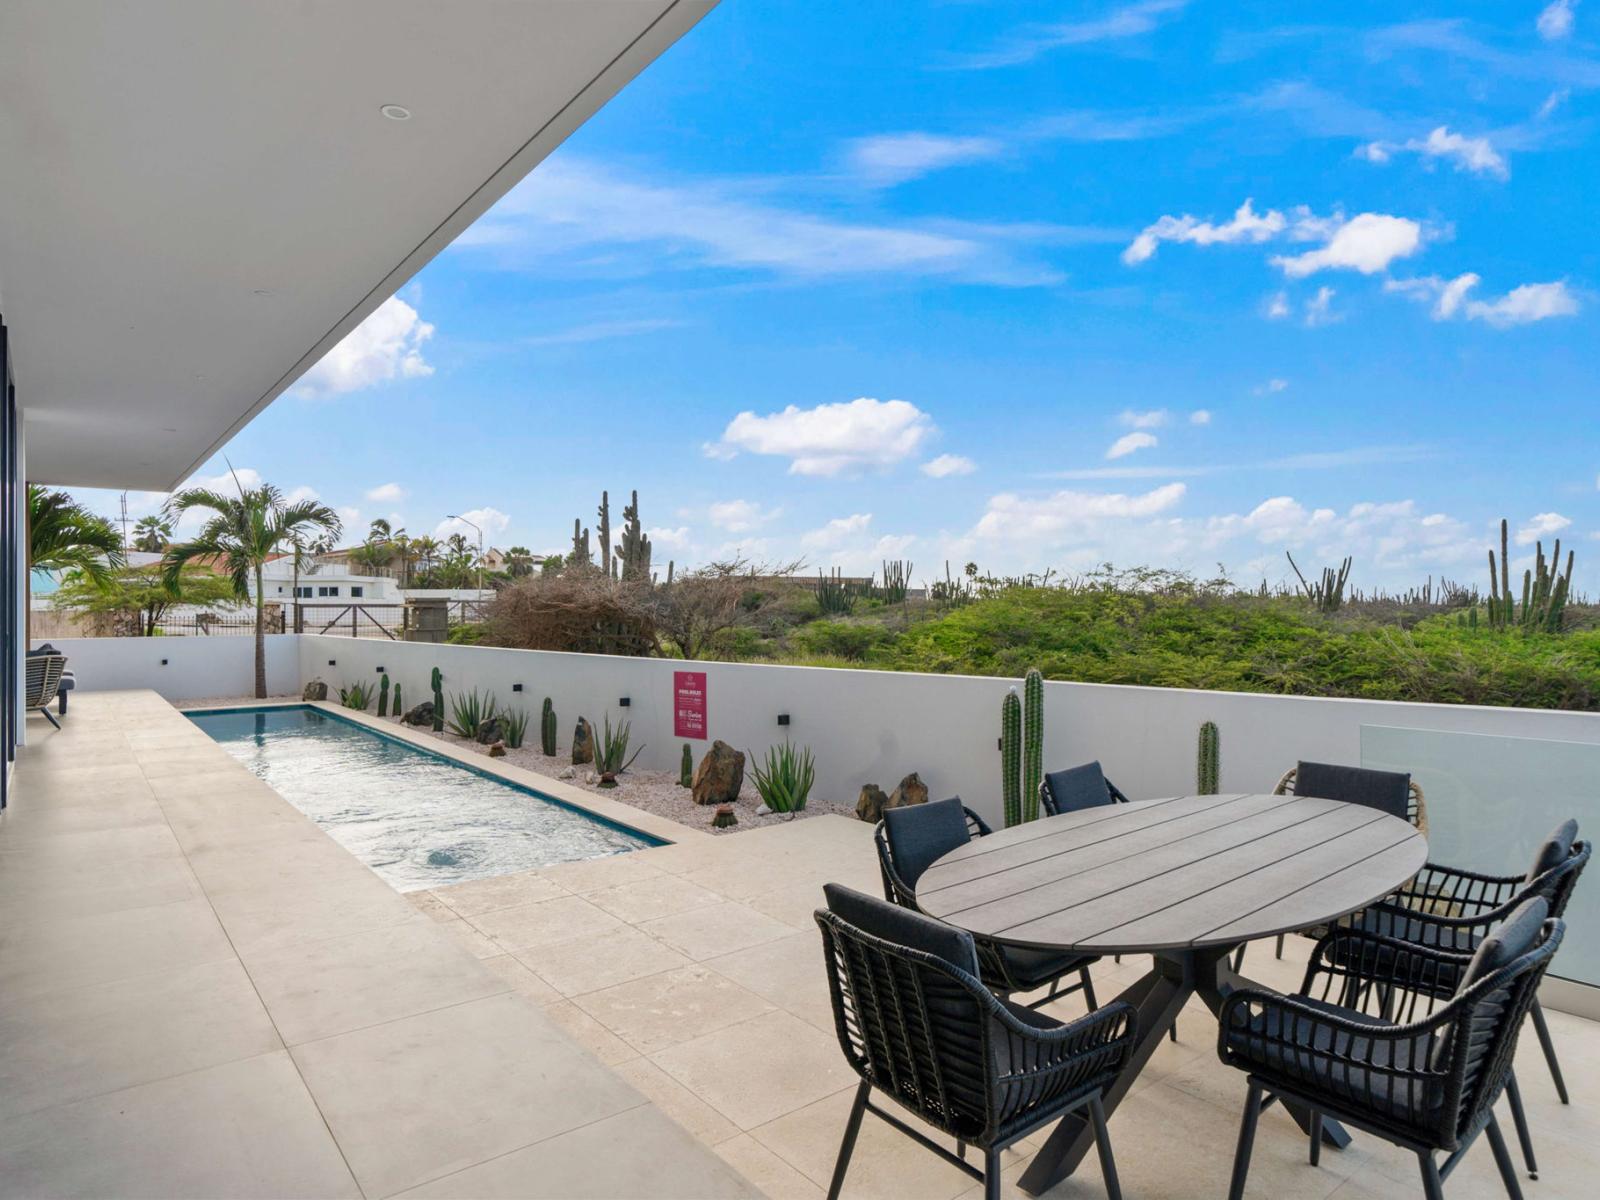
1198,952,1352,1151
1018,953,1194,1195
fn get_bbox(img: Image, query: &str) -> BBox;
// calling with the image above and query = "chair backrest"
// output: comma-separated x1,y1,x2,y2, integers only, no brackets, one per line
877,797,972,902
816,884,997,1139
1040,761,1120,817
1522,827,1590,922
24,654,66,707
1277,761,1426,833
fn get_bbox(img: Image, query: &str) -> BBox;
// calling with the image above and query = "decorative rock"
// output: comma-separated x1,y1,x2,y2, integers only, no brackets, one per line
712,805,738,829
885,772,929,811
475,717,505,746
302,679,329,702
487,741,507,758
692,740,745,806
855,783,890,824
572,717,594,765
558,766,576,780
402,701,436,727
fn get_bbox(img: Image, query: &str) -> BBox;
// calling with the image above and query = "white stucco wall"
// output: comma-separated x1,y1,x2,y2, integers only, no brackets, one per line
42,635,299,700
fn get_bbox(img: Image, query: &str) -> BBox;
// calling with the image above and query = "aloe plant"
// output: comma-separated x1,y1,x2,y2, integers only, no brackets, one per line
750,742,815,814
592,714,643,787
338,680,372,711
502,707,529,750
446,689,498,739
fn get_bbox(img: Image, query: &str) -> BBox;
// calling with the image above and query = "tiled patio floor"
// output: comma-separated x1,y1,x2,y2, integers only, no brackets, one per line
6,691,1597,1199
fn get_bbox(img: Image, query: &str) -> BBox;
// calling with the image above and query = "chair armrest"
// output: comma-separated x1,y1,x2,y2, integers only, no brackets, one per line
1386,861,1523,921
991,1000,1137,1121
1301,927,1475,1013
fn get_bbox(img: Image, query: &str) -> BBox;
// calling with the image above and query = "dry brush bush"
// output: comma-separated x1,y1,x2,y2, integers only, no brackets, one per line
484,569,658,656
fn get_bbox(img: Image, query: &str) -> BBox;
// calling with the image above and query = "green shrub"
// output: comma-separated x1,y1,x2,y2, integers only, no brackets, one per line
446,689,498,738
338,681,372,711
750,742,815,814
790,619,894,662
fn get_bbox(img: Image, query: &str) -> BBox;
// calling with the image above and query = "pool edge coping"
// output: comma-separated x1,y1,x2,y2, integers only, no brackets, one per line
185,699,711,848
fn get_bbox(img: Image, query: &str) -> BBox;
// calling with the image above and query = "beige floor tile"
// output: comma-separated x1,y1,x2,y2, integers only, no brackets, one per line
746,880,833,931
0,898,235,998
705,931,836,1032
395,1104,759,1199
639,899,798,961
514,922,690,996
586,872,724,924
406,890,460,922
715,1134,827,1200
679,855,824,902
479,953,563,1004
437,917,503,959
240,920,508,1044
575,964,775,1055
613,1056,743,1145
430,869,567,917
0,958,281,1121
0,1051,359,1200
652,1010,856,1130
542,1000,640,1066
469,893,624,951
537,852,666,893
291,993,644,1198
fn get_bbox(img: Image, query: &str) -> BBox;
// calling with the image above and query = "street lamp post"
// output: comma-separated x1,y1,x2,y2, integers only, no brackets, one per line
446,514,485,600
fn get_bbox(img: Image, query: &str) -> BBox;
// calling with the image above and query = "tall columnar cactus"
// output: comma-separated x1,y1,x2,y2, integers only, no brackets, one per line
431,667,444,733
680,743,694,788
541,697,558,755
1197,721,1220,795
392,683,402,717
377,673,390,717
1021,668,1044,823
1001,688,1022,828
618,490,653,582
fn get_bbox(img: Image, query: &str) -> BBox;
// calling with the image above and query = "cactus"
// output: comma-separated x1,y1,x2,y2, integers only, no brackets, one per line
815,568,855,615
1197,721,1220,795
377,673,389,717
570,519,591,567
431,666,444,733
881,559,913,605
680,743,694,788
540,697,558,755
711,805,738,829
596,491,612,580
1021,669,1044,822
1001,688,1022,828
1487,518,1574,633
618,490,653,582
392,683,402,717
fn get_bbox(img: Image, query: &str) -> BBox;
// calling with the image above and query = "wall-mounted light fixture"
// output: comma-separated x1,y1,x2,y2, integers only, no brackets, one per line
512,683,524,693
619,696,631,707
160,658,169,666
777,713,791,726
376,666,386,673
328,659,337,667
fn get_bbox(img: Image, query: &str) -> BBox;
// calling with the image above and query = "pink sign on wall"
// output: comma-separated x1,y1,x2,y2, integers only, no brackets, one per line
673,670,708,739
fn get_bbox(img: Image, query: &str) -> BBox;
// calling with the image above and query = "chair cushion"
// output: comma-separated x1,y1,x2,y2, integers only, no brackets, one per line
26,644,58,657
1042,762,1114,814
1456,896,1547,994
998,944,1093,991
883,797,971,889
1294,762,1411,821
1526,819,1579,883
58,674,76,692
823,883,980,978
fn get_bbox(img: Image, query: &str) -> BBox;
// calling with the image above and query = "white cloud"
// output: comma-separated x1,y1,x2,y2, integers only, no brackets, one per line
1538,88,1571,118
701,441,739,462
184,466,263,495
1119,408,1169,428
1272,213,1424,277
1538,0,1579,40
646,526,692,551
956,1,1190,69
1254,378,1290,395
1516,512,1572,545
971,482,1187,541
526,318,683,346
1106,431,1159,459
802,513,874,548
365,482,405,504
282,486,320,506
1356,126,1509,180
847,132,1003,186
709,397,935,476
1189,409,1213,425
708,499,780,533
434,508,510,541
1265,291,1292,320
921,453,977,478
1123,199,1285,265
337,506,362,529
1386,274,1580,327
294,296,434,397
1304,286,1339,326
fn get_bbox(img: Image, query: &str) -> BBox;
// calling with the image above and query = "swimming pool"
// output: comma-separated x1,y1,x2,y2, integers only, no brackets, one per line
185,705,662,891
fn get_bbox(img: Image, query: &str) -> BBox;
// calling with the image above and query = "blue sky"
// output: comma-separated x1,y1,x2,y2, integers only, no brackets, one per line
82,1,1599,593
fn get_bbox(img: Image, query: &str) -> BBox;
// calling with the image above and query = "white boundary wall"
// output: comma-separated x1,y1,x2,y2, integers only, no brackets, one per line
43,635,299,701
298,636,1600,832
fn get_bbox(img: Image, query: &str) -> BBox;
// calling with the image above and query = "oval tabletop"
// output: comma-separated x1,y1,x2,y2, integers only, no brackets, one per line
916,793,1428,956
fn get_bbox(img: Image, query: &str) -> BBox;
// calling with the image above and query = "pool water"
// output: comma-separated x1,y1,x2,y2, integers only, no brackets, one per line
186,705,661,891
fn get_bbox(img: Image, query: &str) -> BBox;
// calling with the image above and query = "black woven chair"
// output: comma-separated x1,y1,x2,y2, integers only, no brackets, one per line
875,797,1101,1010
1235,760,1425,970
1039,761,1130,817
1351,820,1590,1178
1218,897,1563,1200
816,884,1136,1200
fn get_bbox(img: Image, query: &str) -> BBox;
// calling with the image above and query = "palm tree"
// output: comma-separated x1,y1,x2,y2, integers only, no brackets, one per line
27,484,125,642
505,546,535,578
132,514,173,554
162,475,341,698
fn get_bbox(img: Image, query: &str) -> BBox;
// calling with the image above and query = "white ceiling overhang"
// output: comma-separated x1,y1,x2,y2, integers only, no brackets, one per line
0,0,714,489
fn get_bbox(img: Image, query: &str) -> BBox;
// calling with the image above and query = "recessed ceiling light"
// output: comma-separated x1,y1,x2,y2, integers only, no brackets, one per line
380,104,411,121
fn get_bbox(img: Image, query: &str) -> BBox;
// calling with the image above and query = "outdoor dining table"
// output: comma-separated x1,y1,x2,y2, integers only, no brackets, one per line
916,791,1429,1196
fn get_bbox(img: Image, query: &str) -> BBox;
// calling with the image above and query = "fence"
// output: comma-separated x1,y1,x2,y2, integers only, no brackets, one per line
289,601,490,640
